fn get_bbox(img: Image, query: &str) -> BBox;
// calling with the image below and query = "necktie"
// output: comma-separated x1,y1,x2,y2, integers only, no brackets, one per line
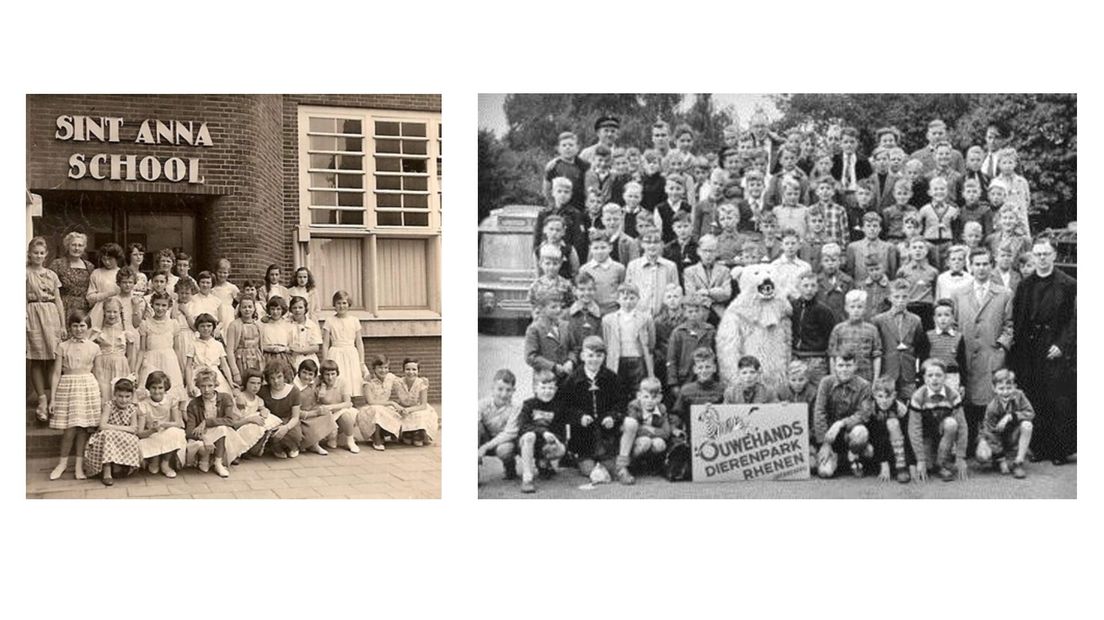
988,153,997,177
844,155,852,187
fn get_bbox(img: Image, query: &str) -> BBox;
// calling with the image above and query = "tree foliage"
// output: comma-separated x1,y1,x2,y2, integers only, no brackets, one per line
773,93,1077,227
955,94,1077,227
478,129,543,223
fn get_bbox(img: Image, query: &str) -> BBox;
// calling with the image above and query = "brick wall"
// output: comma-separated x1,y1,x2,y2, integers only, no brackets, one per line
26,94,287,276
362,336,443,403
27,94,442,403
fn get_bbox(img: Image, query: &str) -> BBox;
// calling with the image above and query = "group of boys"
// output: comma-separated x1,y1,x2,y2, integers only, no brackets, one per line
479,115,1045,493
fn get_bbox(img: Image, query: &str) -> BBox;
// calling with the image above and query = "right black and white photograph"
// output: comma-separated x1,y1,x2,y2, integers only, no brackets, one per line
476,93,1076,499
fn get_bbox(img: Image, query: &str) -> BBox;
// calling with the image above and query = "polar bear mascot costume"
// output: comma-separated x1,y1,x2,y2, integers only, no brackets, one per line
716,263,793,391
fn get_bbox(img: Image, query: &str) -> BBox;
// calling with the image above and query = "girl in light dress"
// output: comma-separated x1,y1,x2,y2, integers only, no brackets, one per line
144,272,171,320
395,358,439,447
83,378,141,486
288,295,322,372
260,264,290,308
184,368,248,478
225,296,264,388
317,359,361,453
360,354,404,451
49,311,102,481
26,237,66,422
322,290,368,398
188,313,235,395
86,242,124,307
211,258,240,311
136,371,187,478
233,369,282,458
89,267,144,330
291,359,339,455
173,279,199,389
259,296,293,371
191,271,232,336
288,267,322,322
125,242,149,295
137,292,186,402
91,297,139,404
155,248,179,293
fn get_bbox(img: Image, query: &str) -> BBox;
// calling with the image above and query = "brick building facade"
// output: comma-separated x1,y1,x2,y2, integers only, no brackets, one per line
26,94,442,400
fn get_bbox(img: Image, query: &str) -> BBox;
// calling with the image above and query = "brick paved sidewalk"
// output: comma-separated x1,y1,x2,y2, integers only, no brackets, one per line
26,405,441,500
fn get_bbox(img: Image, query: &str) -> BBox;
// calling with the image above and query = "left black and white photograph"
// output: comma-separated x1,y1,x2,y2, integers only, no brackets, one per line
26,94,442,499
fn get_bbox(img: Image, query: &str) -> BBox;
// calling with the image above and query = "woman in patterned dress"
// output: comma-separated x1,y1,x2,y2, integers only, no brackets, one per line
84,378,142,485
224,297,264,388
49,310,101,481
48,231,94,317
394,358,438,446
359,354,404,451
27,237,66,421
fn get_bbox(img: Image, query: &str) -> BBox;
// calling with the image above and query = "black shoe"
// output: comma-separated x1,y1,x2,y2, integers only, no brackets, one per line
1051,456,1069,466
503,461,518,481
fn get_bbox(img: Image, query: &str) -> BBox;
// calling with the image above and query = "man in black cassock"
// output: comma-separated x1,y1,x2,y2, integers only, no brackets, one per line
1012,236,1077,465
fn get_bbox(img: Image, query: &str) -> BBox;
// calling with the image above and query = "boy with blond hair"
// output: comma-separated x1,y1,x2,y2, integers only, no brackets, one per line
601,283,655,394
976,369,1034,479
682,234,732,325
579,228,625,315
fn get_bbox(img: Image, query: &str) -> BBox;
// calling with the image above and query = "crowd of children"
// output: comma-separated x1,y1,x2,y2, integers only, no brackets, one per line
480,113,1072,494
27,233,438,486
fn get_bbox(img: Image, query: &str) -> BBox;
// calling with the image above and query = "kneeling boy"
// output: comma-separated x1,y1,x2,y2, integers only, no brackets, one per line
908,358,968,482
478,369,521,481
517,369,568,493
625,377,671,474
562,335,636,485
813,351,874,478
976,369,1034,479
870,376,911,483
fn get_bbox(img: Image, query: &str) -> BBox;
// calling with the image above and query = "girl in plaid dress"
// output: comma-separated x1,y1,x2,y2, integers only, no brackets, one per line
84,378,142,485
49,310,102,480
26,237,65,422
224,296,264,388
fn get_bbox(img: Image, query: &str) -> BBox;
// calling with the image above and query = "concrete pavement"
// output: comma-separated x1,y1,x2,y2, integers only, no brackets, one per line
26,405,441,500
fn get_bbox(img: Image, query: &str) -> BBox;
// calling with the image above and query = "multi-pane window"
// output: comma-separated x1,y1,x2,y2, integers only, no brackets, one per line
305,117,366,226
297,105,441,318
373,120,431,227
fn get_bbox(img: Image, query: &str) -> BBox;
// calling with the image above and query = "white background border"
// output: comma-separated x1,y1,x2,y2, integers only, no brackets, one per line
2,1,1097,618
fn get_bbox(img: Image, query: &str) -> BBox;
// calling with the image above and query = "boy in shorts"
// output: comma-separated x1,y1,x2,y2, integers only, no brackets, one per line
908,358,968,482
517,369,569,493
976,369,1035,479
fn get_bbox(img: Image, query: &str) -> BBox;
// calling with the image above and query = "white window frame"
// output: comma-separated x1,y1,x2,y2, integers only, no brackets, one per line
296,105,441,322
297,106,441,234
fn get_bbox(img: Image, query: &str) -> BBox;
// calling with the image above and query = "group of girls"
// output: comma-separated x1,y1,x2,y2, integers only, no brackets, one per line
27,232,438,485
